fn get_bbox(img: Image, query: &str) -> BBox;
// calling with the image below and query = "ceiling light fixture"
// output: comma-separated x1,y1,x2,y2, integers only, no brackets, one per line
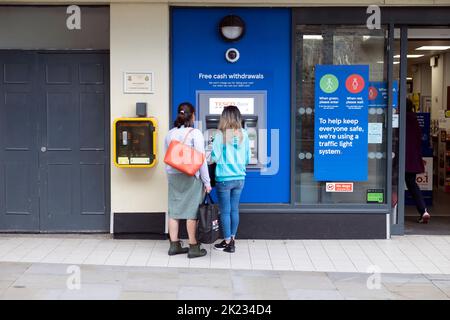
303,35,323,40
393,54,424,59
376,61,400,64
415,46,450,51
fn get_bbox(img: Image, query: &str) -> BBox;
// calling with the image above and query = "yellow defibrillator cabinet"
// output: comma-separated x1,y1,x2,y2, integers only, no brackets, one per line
113,117,157,168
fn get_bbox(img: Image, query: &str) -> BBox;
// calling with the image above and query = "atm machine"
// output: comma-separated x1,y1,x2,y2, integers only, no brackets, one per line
242,115,258,165
197,91,267,169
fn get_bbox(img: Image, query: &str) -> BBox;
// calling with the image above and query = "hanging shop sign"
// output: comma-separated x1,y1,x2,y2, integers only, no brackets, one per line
314,65,369,181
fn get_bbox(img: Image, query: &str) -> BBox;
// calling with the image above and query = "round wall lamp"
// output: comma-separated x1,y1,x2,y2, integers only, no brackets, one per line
219,15,245,42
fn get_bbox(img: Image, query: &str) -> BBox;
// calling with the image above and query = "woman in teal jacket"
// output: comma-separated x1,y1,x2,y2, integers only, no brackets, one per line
211,106,250,253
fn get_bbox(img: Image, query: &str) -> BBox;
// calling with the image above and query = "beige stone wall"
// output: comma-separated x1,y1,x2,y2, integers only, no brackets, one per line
110,3,169,224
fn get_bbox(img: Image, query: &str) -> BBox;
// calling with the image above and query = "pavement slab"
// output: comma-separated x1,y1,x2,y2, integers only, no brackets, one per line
0,261,449,299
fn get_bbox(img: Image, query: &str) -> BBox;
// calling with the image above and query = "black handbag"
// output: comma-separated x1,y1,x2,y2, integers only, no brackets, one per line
197,193,220,244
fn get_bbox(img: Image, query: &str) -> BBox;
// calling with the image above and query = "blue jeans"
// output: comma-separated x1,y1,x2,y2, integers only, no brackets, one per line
216,179,245,240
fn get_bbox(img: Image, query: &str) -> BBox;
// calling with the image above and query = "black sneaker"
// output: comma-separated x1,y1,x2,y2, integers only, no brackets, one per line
214,240,228,251
223,239,235,253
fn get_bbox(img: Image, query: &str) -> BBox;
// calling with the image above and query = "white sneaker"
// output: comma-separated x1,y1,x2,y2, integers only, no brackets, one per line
419,211,430,224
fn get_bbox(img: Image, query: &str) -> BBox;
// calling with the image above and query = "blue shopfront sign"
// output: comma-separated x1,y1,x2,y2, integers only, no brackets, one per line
368,80,398,108
314,65,369,182
172,8,291,203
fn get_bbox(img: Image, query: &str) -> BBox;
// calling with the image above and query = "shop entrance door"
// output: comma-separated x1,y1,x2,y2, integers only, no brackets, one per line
0,51,110,232
391,27,450,235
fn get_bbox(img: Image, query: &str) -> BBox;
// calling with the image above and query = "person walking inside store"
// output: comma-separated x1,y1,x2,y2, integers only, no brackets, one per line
212,106,251,253
405,98,431,224
165,102,212,258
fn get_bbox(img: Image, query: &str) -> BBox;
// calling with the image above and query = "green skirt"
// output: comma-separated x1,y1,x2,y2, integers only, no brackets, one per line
168,174,203,220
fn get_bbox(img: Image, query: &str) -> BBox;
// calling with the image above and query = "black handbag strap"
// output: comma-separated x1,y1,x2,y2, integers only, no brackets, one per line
203,193,214,204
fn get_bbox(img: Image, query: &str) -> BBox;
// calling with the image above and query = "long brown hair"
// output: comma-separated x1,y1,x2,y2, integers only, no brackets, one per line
218,105,243,144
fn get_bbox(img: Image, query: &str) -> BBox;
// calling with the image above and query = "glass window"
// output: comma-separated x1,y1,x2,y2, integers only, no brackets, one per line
391,28,401,223
295,25,389,204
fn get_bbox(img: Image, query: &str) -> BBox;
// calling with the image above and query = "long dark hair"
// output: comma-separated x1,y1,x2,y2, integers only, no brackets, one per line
174,102,195,128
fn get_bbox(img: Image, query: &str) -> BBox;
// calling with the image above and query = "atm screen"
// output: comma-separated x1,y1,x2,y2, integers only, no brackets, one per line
209,97,255,115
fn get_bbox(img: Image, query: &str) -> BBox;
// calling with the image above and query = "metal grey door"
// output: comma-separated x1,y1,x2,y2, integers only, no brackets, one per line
0,51,110,232
0,52,40,231
38,53,110,231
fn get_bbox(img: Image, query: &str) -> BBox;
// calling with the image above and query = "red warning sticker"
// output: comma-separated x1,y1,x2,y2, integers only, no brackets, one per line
325,182,354,192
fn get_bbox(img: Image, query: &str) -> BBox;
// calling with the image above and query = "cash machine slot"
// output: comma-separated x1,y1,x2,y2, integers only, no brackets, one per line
242,115,258,165
205,115,220,130
205,115,221,158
